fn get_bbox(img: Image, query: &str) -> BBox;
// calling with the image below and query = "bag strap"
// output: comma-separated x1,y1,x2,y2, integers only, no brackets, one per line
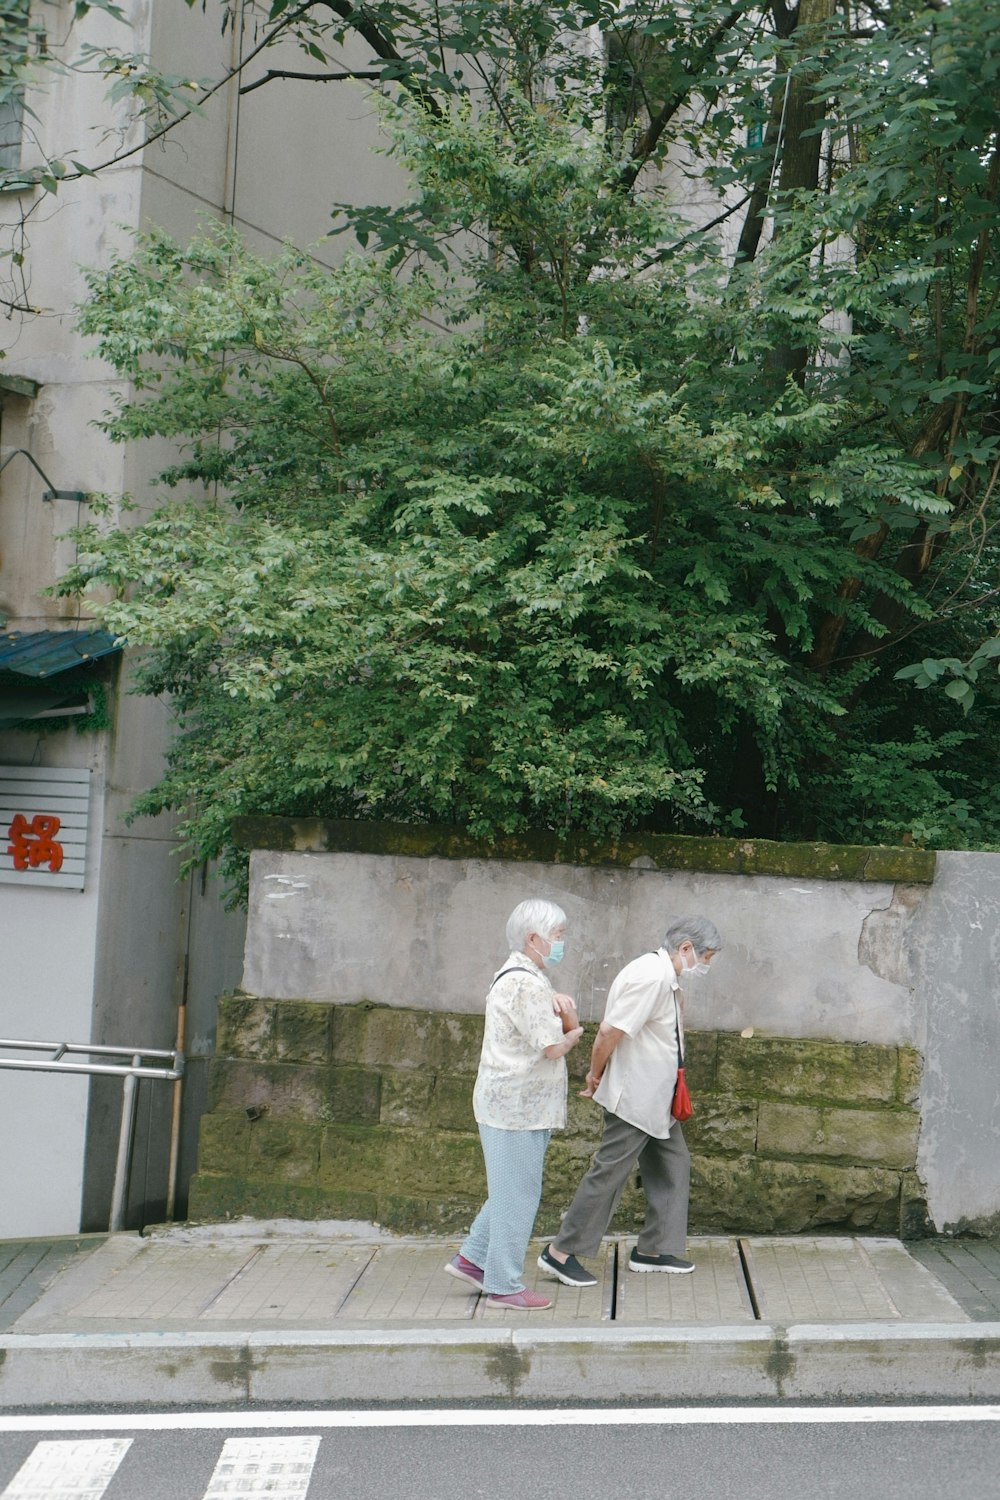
488,965,536,992
647,951,684,1066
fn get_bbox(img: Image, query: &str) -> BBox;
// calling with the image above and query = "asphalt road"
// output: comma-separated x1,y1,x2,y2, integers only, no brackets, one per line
0,1407,998,1500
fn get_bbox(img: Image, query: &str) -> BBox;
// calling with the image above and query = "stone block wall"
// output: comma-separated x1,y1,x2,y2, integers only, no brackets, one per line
189,996,930,1238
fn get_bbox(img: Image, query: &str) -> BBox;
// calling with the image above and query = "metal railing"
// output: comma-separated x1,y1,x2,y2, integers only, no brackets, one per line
0,1039,185,1231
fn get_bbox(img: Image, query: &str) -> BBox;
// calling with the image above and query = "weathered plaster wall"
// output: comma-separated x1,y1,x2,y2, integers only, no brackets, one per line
242,845,927,1042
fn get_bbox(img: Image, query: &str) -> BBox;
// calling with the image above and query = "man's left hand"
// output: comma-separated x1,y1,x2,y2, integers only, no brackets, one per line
579,1070,601,1099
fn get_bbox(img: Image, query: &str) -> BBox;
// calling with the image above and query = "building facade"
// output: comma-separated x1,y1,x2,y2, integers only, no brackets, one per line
0,0,410,1234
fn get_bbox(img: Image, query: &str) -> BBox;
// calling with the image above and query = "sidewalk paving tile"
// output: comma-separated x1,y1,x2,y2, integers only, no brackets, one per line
0,1237,106,1332
6,1229,990,1341
65,1243,267,1325
859,1237,971,1321
472,1239,614,1324
908,1239,1000,1320
336,1244,478,1324
18,1239,284,1332
741,1236,970,1323
201,1242,376,1324
615,1237,756,1325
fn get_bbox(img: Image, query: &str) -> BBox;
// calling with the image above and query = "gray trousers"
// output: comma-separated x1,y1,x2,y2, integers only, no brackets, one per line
552,1110,690,1258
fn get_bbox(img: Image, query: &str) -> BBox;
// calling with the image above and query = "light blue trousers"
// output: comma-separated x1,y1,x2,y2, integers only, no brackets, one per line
461,1124,551,1295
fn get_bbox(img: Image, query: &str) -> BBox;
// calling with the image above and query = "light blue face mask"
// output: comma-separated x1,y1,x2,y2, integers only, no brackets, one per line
546,939,565,966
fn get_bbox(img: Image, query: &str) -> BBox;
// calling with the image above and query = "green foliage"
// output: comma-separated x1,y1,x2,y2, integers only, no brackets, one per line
895,639,1000,716
46,1,1000,894
802,721,1000,852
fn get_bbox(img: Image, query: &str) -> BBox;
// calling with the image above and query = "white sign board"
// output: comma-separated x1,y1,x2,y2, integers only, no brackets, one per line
0,765,91,890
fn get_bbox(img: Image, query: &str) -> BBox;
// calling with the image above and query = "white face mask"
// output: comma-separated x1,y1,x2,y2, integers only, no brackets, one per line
683,956,710,978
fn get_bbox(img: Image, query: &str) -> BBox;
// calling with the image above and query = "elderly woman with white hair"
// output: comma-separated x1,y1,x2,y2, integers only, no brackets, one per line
444,897,583,1310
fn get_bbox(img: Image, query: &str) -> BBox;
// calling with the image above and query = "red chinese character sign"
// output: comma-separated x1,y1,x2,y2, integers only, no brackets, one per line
0,767,90,889
7,813,64,872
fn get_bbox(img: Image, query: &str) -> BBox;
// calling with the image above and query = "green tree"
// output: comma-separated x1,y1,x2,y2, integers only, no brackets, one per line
44,1,1000,892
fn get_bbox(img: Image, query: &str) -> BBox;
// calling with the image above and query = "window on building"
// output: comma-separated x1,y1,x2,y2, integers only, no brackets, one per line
0,1,32,175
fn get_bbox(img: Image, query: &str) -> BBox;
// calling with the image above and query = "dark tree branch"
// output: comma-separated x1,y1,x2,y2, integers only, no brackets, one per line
240,68,381,96
47,4,319,185
320,1,443,117
1,295,42,314
729,73,789,271
620,5,749,192
638,192,752,270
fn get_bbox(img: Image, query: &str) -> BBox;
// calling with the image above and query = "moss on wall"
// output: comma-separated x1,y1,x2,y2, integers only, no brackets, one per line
189,997,929,1237
231,816,936,884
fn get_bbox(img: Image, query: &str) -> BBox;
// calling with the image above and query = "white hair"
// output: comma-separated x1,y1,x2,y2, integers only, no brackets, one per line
664,915,723,955
506,898,567,953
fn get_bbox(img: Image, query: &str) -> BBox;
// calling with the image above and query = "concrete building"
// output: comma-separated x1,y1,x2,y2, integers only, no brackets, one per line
0,1,409,1236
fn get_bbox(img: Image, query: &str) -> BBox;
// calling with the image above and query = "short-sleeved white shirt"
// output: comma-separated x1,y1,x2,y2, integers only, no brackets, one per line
473,951,567,1130
593,947,683,1139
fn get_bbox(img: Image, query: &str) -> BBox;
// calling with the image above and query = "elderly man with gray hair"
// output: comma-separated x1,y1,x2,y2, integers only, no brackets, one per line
538,915,722,1286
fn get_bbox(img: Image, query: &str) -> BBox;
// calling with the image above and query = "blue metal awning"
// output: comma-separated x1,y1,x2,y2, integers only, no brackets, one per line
0,629,122,679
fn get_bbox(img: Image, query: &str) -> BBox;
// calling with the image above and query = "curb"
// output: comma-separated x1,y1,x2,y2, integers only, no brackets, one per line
3,1323,1000,1408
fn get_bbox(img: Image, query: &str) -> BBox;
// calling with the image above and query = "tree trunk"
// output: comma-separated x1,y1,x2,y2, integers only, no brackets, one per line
731,1,801,270
807,402,957,671
762,0,836,386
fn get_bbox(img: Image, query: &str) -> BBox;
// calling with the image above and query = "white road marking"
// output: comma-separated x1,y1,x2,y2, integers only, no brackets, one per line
203,1437,319,1498
0,1407,996,1433
0,1438,131,1498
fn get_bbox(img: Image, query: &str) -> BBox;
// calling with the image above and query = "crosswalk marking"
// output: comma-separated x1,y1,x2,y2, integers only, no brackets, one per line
203,1436,320,1497
0,1414,996,1498
0,1439,131,1499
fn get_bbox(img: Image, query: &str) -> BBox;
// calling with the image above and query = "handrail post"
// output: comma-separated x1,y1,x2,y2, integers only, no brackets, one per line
0,1038,184,1234
109,1054,143,1232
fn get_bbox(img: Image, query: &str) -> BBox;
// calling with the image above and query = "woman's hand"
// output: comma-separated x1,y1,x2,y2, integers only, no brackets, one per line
551,993,579,1035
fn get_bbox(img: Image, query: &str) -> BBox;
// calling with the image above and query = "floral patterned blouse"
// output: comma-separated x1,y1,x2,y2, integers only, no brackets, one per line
472,950,567,1130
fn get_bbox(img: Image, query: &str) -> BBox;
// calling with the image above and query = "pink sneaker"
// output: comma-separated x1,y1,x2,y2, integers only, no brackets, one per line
486,1288,552,1310
444,1254,484,1289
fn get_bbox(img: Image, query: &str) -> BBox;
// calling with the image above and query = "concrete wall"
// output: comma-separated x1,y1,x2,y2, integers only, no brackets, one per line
238,833,1000,1234
904,853,1000,1232
0,729,106,1237
243,849,923,1040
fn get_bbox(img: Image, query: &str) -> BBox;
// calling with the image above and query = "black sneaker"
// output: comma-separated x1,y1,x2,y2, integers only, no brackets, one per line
537,1244,598,1287
628,1248,695,1274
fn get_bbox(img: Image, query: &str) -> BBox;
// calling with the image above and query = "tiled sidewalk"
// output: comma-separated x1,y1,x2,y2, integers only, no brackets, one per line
7,1230,981,1334
3,1227,1000,1407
